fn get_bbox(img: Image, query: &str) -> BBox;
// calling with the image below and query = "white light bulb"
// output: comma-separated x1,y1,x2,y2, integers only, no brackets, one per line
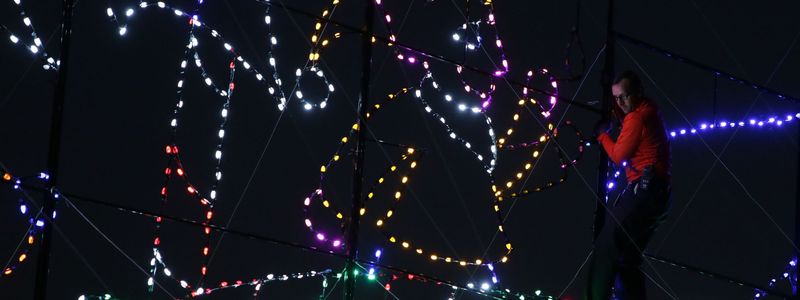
126,8,134,16
204,78,212,86
23,17,31,26
269,57,276,66
170,119,177,127
139,2,147,8
181,60,187,68
295,91,303,99
320,101,327,109
304,103,313,110
215,171,222,180
177,80,183,88
224,43,232,51
271,36,277,45
295,68,302,76
221,108,228,117
256,73,263,80
210,190,217,199
415,90,421,98
118,27,127,36
328,84,335,92
215,150,222,159
29,45,39,54
218,129,225,138
265,16,271,24
9,35,19,44
147,277,154,286
243,61,251,69
174,9,183,16
425,106,432,113
458,104,467,111
34,38,41,46
180,281,188,288
157,2,165,8
163,268,172,276
450,132,457,139
452,33,460,41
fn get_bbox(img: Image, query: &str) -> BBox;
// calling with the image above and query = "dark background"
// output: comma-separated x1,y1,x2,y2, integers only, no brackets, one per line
1,0,799,299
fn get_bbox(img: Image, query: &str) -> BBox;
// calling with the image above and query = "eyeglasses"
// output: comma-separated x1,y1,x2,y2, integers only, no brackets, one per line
614,94,630,102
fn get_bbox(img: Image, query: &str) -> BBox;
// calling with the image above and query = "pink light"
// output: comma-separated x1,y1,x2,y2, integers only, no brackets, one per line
316,233,325,241
496,40,503,48
482,100,491,108
332,240,341,247
396,54,404,60
385,15,391,22
407,57,416,63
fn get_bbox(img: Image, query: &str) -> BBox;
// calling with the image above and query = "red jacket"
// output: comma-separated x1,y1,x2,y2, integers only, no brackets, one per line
598,99,671,182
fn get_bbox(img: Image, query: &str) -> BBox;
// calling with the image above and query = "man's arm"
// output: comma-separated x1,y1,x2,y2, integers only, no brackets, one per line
597,114,644,164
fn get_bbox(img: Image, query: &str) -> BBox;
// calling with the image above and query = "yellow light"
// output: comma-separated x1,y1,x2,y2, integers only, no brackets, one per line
371,36,376,43
445,257,452,262
506,128,513,135
501,256,509,263
539,135,546,142
27,236,33,244
389,236,396,243
2,173,10,181
313,53,320,61
322,40,329,46
376,219,383,226
334,32,341,38
386,210,393,217
416,248,423,254
311,35,318,43
320,165,327,173
513,113,519,121
315,23,322,30
475,259,482,265
18,254,26,262
533,151,540,158
459,261,467,266
410,162,417,168
359,208,366,215
322,200,330,207
390,165,397,171
430,254,438,260
336,213,343,219
506,243,513,250
498,225,504,232
367,192,374,199
494,205,500,211
530,98,537,104
352,123,359,130
548,123,554,130
401,176,408,183
407,148,415,154
341,137,348,143
402,242,410,248
332,0,339,4
516,172,523,179
498,138,505,144
517,99,525,106
378,177,384,183
394,191,401,199
505,181,513,188
322,10,329,17
525,163,532,170
333,155,340,161
492,185,497,192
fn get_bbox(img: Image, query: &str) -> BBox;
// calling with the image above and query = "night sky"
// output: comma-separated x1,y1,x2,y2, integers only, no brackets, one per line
1,0,800,299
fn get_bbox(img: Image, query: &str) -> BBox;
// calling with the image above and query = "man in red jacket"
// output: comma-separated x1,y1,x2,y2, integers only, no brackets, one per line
587,71,671,299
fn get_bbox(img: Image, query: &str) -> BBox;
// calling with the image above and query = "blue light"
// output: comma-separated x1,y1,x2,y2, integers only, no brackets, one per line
758,121,765,126
679,129,686,135
19,204,27,214
607,182,615,189
35,219,44,227
374,249,382,258
750,119,757,125
700,123,708,130
670,131,676,137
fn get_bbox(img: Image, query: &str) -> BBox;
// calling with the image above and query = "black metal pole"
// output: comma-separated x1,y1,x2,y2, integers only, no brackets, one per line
343,0,375,299
795,124,800,299
594,0,614,241
33,0,75,298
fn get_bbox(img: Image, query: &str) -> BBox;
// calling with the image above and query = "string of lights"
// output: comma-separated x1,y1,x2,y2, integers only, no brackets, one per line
0,170,50,277
754,257,798,299
3,0,58,70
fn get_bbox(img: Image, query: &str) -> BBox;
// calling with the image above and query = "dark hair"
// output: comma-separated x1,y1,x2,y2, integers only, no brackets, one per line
613,70,644,97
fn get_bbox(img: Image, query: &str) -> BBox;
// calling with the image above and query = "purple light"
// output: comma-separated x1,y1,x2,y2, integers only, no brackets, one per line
19,204,27,214
332,240,341,247
35,219,44,227
482,100,490,108
607,182,615,189
375,249,382,258
790,259,797,267
407,57,416,64
622,161,628,167
795,113,800,118
316,233,325,241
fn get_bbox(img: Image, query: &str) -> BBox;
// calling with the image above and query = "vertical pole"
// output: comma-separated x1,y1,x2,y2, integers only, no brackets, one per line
594,0,615,241
794,125,800,299
34,0,76,298
343,0,375,299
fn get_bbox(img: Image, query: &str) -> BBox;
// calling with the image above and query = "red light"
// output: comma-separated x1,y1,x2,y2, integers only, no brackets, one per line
235,280,243,285
220,281,228,287
384,283,391,291
173,146,179,153
160,187,167,196
407,274,414,280
203,247,209,256
206,211,213,220
3,268,12,275
156,217,162,223
201,266,207,275
187,186,196,194
154,237,160,245
164,168,171,175
204,227,211,235
177,168,184,176
165,145,172,154
229,83,235,90
229,62,235,69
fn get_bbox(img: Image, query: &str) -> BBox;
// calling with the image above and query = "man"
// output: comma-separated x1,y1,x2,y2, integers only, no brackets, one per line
587,71,671,299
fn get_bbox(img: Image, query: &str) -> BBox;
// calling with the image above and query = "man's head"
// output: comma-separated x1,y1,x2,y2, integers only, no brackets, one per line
612,71,644,114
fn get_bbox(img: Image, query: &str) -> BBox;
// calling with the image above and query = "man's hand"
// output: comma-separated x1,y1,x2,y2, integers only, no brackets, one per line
593,119,611,137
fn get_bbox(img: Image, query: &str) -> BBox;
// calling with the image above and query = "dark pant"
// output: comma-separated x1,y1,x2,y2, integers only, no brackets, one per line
586,179,670,300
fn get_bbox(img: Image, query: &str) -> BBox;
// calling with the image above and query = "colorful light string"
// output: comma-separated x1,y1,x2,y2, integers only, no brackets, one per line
1,170,52,278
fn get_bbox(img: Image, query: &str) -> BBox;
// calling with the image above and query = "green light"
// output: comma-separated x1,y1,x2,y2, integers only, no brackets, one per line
353,269,359,276
367,274,376,280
